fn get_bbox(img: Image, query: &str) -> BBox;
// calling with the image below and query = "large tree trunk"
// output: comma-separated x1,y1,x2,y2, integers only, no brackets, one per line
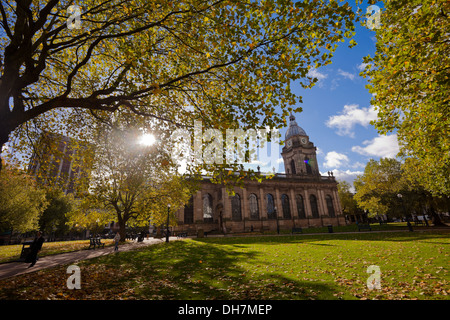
429,204,447,227
0,127,10,172
116,214,127,242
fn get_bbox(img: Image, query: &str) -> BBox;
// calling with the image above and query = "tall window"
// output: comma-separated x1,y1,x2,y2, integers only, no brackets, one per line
310,194,319,218
290,159,296,174
231,193,242,221
249,194,259,219
203,193,213,223
281,194,291,219
296,194,306,219
326,195,335,217
184,196,194,224
266,193,276,219
305,156,312,174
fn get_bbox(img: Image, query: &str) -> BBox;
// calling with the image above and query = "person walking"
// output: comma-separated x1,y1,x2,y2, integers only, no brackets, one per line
27,231,44,268
114,232,120,252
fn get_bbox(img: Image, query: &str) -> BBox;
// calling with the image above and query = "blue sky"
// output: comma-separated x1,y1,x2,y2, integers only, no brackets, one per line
276,1,397,188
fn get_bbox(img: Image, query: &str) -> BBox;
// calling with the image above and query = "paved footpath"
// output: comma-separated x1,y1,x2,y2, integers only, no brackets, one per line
0,237,179,281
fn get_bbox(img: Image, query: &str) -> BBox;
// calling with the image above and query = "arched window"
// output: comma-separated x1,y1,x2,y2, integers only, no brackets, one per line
310,194,319,218
266,193,276,219
296,194,306,219
249,193,259,219
281,194,291,219
326,195,335,217
290,159,296,174
203,193,213,222
231,193,242,221
304,156,312,174
184,196,194,224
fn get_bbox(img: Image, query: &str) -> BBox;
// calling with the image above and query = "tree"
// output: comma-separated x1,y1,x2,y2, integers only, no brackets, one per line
0,165,48,233
88,124,194,241
337,180,361,217
38,188,73,238
0,0,358,179
354,157,447,225
354,158,406,218
360,0,450,196
65,196,115,236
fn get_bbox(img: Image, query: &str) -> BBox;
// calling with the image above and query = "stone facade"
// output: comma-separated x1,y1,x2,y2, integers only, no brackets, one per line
174,113,345,234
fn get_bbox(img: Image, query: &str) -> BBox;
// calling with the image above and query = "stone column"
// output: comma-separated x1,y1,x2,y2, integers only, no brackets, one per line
317,188,326,217
194,191,203,223
289,187,296,227
289,188,296,217
275,187,281,218
333,189,342,215
259,186,265,219
303,188,311,217
319,189,328,216
242,187,249,221
222,187,230,220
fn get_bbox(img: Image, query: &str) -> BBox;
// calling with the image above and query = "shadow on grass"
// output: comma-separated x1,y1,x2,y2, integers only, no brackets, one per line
193,230,450,246
92,240,344,300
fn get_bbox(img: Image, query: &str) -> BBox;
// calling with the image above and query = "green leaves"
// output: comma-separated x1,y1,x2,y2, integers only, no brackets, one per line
0,165,48,233
360,0,450,196
1,0,358,189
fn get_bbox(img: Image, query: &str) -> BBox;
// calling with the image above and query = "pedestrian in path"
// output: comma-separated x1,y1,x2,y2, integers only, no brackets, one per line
114,232,120,252
27,231,44,268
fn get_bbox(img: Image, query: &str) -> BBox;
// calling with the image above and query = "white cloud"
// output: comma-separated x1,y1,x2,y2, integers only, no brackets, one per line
357,62,370,71
323,151,349,168
351,134,400,158
337,69,356,81
320,169,363,192
316,147,323,155
326,104,378,138
307,68,327,87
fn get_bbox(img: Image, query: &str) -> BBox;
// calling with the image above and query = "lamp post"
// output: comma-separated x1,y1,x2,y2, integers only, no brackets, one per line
166,204,171,243
397,193,413,232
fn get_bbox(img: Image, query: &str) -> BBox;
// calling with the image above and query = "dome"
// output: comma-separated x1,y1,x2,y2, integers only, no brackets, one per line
285,113,307,139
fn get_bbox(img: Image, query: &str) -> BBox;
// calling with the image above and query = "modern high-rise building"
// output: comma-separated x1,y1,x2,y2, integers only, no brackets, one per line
28,131,92,194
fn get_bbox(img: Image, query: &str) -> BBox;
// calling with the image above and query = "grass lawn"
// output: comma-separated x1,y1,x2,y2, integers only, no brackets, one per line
0,230,448,300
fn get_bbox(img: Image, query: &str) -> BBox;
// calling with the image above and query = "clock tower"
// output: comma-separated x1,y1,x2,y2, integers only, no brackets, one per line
281,113,320,176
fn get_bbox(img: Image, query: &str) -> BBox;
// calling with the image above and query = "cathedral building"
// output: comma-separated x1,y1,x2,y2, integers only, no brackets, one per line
174,113,344,235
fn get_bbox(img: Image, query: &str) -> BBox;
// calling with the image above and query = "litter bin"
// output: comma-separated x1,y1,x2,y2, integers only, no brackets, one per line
327,225,333,233
19,241,33,262
197,229,204,238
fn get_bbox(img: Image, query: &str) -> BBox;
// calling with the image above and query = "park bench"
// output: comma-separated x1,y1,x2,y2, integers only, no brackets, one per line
88,237,105,249
95,237,105,248
356,222,372,232
291,227,303,234
88,238,97,249
177,232,188,238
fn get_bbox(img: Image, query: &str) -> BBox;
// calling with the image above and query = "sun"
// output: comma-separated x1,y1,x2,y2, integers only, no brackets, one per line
138,133,156,146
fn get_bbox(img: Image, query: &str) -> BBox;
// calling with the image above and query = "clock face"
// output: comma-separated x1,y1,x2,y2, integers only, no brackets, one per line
287,140,292,147
301,137,307,144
